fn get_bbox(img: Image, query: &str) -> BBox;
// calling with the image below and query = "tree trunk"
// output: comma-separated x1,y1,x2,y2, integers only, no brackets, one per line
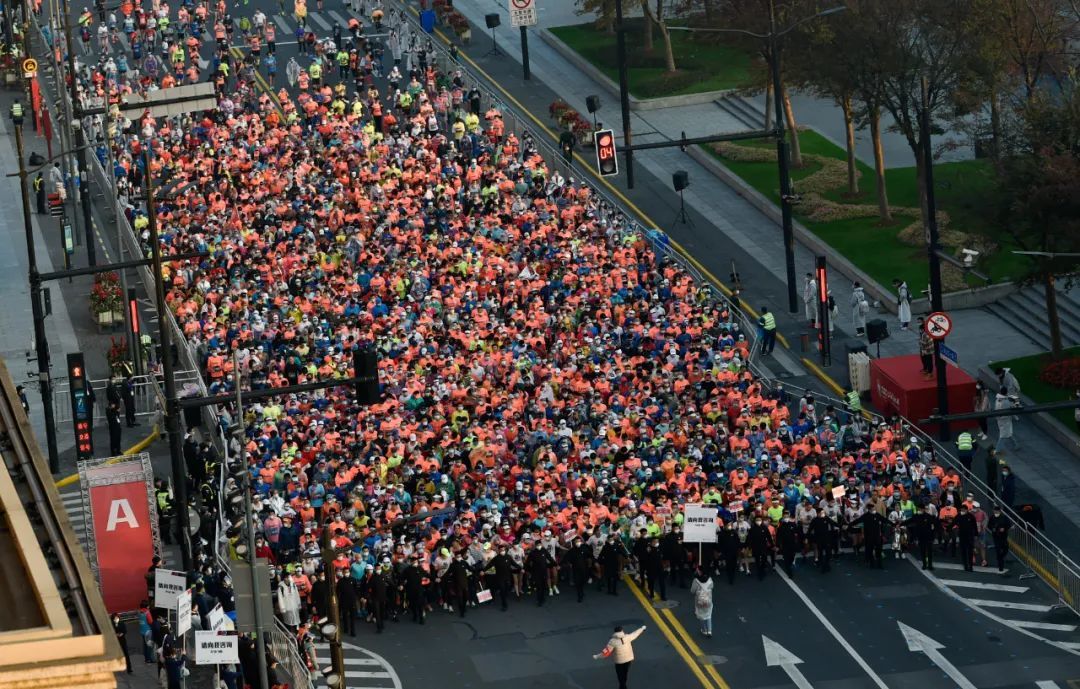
989,86,1002,163
655,0,676,73
702,0,715,22
600,0,615,34
642,0,653,53
782,86,802,167
869,105,891,222
842,94,858,196
1046,271,1064,358
764,79,773,131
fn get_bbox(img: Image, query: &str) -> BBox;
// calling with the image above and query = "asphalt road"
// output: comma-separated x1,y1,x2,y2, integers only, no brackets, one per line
61,1,1080,688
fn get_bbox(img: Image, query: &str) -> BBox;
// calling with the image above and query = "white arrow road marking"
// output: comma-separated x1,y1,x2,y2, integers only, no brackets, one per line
777,569,890,689
898,621,976,689
1035,681,1063,688
1011,620,1078,632
939,579,1029,593
965,599,1054,613
762,635,814,689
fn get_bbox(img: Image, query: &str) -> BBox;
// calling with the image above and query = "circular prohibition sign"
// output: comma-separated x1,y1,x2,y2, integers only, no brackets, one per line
511,0,532,8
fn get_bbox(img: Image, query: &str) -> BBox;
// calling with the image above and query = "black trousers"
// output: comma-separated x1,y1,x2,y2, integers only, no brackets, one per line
994,537,1009,571
781,548,795,575
918,538,934,569
606,570,619,595
497,580,511,610
573,573,586,602
960,539,975,571
615,661,631,689
646,571,666,600
340,605,356,636
865,539,883,568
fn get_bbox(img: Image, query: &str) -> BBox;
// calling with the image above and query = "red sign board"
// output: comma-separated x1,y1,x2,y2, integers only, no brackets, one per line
88,476,156,613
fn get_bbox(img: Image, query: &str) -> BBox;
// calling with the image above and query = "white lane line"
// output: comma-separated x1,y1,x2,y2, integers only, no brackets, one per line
273,15,293,35
930,562,1007,575
905,554,1080,657
309,11,332,30
345,671,392,678
939,579,1029,593
967,599,1054,613
327,10,348,26
344,658,380,665
356,646,403,689
1011,620,1078,632
776,568,889,689
1037,680,1064,688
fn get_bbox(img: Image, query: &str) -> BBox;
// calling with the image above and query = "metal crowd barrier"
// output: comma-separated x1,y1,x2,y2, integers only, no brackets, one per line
35,370,197,424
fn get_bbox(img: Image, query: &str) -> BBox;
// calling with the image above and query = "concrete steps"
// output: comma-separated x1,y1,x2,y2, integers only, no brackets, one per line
714,94,766,131
983,283,1080,351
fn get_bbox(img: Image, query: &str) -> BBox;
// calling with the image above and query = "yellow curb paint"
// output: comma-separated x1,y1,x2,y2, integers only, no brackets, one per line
53,424,160,489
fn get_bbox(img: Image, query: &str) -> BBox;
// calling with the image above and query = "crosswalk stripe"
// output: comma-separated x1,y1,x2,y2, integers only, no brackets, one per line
1060,642,1080,650
343,658,380,666
273,15,293,35
344,671,391,679
928,562,1006,575
1036,681,1064,688
1010,620,1078,632
966,599,1055,613
198,58,210,70
309,11,332,30
940,579,1029,593
327,10,348,27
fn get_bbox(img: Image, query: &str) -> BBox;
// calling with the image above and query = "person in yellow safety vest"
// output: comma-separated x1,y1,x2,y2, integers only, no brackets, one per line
451,118,465,141
308,60,321,85
78,8,93,27
955,430,975,471
9,100,24,126
757,307,777,354
170,44,185,65
846,388,862,416
350,98,363,118
218,60,229,78
335,49,348,78
464,111,479,133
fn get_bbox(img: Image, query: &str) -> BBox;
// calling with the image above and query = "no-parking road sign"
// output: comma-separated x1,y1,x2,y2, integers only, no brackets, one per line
509,0,537,27
924,311,952,340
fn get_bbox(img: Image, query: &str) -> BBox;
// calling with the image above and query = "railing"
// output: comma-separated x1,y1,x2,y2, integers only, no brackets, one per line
24,370,200,424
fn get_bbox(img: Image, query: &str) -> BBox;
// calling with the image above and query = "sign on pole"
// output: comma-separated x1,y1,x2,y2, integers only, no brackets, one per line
508,0,537,27
682,504,718,543
924,311,952,340
176,588,193,636
231,559,275,634
155,568,187,608
195,631,239,665
938,343,958,367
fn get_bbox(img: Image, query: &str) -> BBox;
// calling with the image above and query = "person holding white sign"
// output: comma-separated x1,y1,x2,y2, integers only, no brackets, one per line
689,571,714,637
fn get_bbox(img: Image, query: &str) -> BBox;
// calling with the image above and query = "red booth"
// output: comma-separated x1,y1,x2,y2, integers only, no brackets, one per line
869,354,977,432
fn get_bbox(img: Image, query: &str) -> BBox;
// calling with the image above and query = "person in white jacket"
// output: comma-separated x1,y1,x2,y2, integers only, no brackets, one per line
593,625,646,689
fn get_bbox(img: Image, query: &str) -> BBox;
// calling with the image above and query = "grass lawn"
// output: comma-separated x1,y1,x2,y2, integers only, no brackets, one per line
991,348,1080,431
548,20,752,99
704,129,1022,291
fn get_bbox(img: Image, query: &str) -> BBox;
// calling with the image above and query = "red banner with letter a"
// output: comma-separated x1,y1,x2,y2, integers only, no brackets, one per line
81,456,160,614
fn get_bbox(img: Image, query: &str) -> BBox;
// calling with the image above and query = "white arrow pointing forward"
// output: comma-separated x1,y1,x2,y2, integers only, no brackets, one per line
898,621,976,689
762,635,814,689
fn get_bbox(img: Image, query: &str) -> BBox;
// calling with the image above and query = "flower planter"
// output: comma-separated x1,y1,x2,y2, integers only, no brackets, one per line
96,310,114,326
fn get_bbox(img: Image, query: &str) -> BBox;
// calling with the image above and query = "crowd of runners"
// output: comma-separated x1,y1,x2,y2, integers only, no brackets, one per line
42,0,1017,681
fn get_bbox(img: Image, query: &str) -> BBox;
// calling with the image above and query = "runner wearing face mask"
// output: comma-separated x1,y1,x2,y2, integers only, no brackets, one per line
719,522,740,585
748,516,774,581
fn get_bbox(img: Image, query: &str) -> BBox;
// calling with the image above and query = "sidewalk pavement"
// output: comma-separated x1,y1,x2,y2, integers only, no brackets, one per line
443,0,1080,556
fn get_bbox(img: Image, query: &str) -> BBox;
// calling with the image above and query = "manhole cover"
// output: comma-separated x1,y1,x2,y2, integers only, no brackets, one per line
700,655,728,665
653,600,679,609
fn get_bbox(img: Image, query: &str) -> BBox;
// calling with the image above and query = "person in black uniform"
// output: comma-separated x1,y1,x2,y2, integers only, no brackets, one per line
776,514,799,576
808,512,838,573
107,402,124,456
446,554,470,618
336,570,359,636
904,506,940,571
485,544,518,610
113,613,133,673
401,554,426,623
719,521,741,584
642,538,666,600
309,570,330,619
661,526,687,588
854,509,889,569
748,517,774,580
122,374,139,426
632,529,650,589
955,504,979,572
599,535,626,595
562,537,592,603
526,544,556,607
35,171,46,214
987,505,1011,572
371,566,391,632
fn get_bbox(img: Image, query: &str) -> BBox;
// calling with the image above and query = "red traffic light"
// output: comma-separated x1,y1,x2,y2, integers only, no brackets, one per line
594,129,618,177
